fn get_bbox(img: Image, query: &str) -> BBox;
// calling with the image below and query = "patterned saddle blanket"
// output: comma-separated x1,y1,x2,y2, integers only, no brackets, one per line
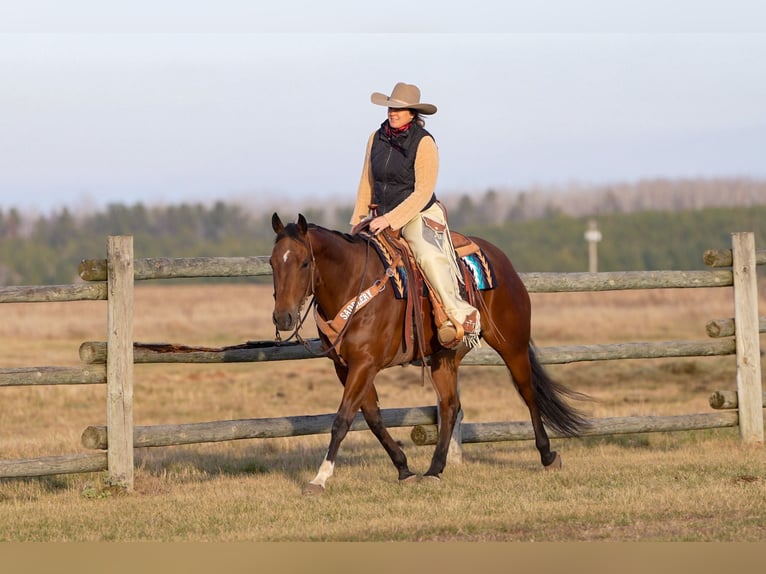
358,230,497,300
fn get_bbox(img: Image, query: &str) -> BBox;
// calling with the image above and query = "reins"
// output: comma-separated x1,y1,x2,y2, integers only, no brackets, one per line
272,296,314,346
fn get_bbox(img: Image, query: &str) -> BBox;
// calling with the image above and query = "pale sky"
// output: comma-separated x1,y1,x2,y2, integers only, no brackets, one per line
1,1,765,215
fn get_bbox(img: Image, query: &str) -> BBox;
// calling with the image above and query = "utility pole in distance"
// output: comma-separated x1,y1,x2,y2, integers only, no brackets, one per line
584,219,602,273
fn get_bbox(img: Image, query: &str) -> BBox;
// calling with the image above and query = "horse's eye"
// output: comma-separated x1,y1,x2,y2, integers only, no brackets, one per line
268,257,273,267
300,259,310,269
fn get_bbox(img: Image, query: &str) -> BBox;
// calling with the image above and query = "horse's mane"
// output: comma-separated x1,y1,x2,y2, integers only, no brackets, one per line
308,224,362,244
276,221,363,245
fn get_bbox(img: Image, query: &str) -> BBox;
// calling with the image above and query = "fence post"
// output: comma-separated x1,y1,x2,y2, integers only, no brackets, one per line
731,232,764,444
106,236,135,489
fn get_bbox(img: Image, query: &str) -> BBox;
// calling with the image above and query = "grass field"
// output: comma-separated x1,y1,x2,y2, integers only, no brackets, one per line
0,282,764,541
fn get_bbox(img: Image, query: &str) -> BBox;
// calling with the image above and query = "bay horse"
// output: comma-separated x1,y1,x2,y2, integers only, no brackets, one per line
270,213,588,495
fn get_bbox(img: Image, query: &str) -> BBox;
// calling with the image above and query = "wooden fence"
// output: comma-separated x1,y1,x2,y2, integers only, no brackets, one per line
0,233,763,490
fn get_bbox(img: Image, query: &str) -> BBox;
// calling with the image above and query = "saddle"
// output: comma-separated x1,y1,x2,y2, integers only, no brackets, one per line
392,230,491,352
360,228,491,362
313,222,495,367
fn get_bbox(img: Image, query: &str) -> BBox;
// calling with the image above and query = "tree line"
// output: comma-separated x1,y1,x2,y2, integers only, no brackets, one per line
1,178,765,285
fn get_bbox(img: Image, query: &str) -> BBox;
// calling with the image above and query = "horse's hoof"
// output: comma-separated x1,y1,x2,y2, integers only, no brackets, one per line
302,482,326,496
399,474,419,486
544,452,562,471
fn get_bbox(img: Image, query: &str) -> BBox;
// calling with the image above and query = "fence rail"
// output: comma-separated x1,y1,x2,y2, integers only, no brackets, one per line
76,338,737,366
410,412,741,445
0,234,763,489
0,283,107,303
0,366,106,387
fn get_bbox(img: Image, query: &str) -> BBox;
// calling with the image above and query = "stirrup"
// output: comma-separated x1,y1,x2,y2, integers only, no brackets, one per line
437,321,463,348
437,322,457,345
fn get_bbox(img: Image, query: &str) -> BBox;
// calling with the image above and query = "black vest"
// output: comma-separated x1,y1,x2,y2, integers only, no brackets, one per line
370,122,436,216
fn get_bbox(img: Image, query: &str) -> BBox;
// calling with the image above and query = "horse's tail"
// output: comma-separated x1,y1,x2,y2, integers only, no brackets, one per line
528,343,592,437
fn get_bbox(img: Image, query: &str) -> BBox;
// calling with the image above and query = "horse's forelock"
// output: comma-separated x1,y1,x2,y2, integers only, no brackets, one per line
274,221,306,243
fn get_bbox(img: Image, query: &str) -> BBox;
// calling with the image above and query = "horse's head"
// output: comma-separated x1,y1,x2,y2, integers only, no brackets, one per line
270,213,314,332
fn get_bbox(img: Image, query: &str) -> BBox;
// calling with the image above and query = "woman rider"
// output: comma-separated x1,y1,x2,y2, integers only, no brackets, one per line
350,82,480,348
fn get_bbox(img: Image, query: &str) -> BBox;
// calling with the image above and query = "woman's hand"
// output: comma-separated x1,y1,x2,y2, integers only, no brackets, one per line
369,215,391,235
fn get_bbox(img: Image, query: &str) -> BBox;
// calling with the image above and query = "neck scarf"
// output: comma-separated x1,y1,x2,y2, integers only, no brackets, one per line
382,120,413,154
384,120,413,139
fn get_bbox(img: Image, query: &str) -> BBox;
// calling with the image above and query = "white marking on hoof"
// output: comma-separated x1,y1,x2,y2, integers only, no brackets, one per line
399,474,419,486
302,482,326,496
307,458,334,491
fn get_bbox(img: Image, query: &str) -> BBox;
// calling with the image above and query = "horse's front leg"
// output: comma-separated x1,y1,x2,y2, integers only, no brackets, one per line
303,362,377,496
423,355,461,480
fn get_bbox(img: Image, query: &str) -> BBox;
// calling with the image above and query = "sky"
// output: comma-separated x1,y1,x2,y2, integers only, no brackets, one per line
1,1,765,215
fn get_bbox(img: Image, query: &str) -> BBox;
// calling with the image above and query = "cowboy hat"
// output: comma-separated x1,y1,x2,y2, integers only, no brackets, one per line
370,82,437,115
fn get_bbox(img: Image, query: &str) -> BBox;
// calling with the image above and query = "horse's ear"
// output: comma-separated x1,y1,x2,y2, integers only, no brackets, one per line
271,212,284,234
297,214,308,234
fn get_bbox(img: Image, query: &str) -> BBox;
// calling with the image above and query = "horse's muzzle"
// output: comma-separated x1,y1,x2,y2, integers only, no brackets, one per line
272,309,298,332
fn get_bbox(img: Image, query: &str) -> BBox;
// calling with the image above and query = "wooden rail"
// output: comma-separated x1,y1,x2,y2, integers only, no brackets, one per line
0,366,106,387
75,338,738,366
81,406,438,450
0,283,106,303
709,390,766,410
706,317,766,338
78,256,272,281
0,453,107,478
410,412,740,445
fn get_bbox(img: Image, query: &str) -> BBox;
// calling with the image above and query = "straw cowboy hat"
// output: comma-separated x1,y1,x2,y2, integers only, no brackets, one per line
370,82,437,115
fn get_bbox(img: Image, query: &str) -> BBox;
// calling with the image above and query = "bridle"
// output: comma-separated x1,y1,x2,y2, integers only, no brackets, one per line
272,229,317,346
273,228,374,359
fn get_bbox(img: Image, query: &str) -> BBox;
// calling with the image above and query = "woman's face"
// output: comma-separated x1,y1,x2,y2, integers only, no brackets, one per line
387,107,414,129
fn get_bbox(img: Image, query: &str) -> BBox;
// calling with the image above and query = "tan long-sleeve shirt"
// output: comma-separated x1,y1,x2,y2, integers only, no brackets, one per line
350,130,439,231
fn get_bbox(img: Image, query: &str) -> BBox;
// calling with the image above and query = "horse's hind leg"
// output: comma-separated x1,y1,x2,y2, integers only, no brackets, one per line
483,323,557,467
359,386,417,483
502,348,559,467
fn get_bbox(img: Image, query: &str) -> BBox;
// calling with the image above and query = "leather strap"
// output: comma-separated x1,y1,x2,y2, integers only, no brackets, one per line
314,251,403,357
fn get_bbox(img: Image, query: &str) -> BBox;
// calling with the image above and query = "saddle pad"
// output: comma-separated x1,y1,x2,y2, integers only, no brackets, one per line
359,231,408,299
461,251,496,291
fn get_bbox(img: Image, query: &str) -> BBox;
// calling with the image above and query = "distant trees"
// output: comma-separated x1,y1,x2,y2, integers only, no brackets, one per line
0,208,22,239
0,201,275,285
465,206,766,273
442,177,766,224
447,189,505,229
1,177,765,284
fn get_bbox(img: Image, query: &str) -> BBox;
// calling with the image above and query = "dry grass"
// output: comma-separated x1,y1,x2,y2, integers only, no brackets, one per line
0,282,764,541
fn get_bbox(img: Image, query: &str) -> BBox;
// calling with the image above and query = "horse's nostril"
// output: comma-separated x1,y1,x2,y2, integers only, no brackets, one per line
273,310,295,331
